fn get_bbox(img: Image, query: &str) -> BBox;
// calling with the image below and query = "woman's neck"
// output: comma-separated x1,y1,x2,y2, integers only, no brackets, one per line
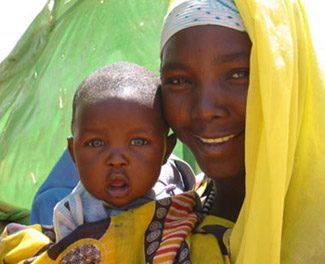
209,174,245,222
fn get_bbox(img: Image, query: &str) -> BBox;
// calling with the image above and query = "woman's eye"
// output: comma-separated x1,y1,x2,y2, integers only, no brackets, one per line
130,138,148,146
230,70,249,79
88,139,104,147
168,77,189,85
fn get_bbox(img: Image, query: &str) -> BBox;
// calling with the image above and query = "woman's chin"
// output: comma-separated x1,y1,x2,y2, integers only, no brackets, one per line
194,155,245,180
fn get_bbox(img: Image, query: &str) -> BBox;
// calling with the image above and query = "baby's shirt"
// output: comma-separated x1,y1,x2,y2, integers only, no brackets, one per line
53,181,154,241
53,155,196,241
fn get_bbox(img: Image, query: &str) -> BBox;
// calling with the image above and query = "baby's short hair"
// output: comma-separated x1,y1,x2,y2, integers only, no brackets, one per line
71,62,161,131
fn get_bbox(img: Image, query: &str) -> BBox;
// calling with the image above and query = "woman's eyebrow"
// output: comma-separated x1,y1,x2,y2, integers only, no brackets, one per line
161,52,250,74
160,62,188,73
216,52,251,63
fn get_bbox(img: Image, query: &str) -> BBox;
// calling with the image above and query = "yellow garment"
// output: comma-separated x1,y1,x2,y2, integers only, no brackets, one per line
232,0,325,263
0,191,233,263
0,224,51,264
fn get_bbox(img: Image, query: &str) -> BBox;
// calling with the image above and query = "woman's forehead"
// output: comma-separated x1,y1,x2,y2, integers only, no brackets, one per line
161,25,251,68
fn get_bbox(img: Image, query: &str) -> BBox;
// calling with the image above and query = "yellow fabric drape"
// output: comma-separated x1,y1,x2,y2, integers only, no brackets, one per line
232,0,325,263
0,224,51,263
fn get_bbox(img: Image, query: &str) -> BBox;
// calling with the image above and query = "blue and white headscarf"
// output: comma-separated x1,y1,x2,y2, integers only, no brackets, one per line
160,0,246,50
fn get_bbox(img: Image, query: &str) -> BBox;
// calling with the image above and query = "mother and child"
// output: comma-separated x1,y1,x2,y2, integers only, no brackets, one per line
1,0,325,263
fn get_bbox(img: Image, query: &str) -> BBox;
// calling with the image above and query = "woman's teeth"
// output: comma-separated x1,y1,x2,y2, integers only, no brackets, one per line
198,134,235,143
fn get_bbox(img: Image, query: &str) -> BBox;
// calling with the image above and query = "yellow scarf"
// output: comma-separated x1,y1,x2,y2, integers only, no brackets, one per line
232,0,325,263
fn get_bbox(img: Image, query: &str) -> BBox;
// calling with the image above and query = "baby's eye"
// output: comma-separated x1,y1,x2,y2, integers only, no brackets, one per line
229,70,249,79
88,139,105,147
130,138,148,146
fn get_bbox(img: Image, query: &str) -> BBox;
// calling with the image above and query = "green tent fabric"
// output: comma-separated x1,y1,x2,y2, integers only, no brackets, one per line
0,0,200,218
0,202,30,233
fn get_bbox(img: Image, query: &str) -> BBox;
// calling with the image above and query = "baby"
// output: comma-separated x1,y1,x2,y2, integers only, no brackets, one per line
53,62,195,241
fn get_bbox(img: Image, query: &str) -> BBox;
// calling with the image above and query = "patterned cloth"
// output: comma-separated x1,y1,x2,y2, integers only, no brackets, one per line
0,191,234,264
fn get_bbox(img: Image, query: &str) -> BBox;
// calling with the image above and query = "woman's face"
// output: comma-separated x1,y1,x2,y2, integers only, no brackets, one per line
161,25,251,179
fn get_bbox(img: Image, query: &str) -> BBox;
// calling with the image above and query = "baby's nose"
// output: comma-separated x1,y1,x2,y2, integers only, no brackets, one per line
106,149,128,167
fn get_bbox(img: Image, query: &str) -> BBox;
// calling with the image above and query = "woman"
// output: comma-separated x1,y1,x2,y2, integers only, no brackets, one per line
1,0,324,263
160,1,249,223
160,0,325,263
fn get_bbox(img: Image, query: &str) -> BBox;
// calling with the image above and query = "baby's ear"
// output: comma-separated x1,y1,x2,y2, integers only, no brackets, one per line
67,136,76,163
163,133,177,164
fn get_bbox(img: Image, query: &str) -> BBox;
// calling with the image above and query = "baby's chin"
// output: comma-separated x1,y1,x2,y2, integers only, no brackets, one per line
104,186,132,206
104,198,132,208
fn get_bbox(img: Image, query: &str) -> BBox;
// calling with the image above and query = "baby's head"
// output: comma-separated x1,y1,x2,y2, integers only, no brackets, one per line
68,62,176,207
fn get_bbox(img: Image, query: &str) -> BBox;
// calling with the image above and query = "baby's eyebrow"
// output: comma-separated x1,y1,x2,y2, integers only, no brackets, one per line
79,127,108,135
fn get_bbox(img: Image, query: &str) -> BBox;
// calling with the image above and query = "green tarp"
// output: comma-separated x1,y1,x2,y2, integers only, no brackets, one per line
0,0,200,216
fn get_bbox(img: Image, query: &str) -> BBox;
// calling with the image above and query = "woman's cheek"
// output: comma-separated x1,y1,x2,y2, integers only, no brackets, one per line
163,94,188,126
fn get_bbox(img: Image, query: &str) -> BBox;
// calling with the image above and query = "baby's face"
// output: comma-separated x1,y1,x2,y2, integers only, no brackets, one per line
69,97,172,206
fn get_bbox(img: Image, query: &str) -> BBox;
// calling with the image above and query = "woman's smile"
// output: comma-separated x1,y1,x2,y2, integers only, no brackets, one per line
195,131,242,144
193,130,245,156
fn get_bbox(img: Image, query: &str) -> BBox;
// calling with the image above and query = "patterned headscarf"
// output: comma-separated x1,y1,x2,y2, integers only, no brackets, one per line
160,0,246,50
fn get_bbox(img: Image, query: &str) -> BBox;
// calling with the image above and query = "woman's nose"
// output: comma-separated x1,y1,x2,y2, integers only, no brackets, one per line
192,85,228,120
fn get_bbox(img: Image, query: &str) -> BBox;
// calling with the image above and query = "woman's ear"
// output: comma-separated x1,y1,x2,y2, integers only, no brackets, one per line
67,136,76,164
163,133,177,164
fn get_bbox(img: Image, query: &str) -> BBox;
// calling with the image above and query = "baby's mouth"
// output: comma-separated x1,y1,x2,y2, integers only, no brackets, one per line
106,178,130,198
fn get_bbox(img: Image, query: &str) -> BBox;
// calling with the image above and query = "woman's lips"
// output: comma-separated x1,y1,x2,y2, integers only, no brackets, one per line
196,134,236,143
195,130,244,144
193,130,245,154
